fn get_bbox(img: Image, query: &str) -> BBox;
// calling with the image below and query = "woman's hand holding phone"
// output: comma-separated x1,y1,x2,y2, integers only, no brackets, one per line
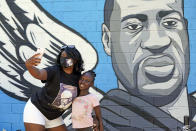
25,48,45,67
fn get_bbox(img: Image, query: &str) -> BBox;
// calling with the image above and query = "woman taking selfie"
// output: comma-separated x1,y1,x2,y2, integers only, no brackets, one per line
23,45,84,131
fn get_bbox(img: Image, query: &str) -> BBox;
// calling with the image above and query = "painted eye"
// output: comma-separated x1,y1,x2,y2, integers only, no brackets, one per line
123,23,143,34
162,19,178,29
126,24,143,30
163,21,176,26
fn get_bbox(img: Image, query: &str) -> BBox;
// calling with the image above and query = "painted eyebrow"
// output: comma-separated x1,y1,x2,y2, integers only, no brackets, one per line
158,10,182,18
121,14,147,22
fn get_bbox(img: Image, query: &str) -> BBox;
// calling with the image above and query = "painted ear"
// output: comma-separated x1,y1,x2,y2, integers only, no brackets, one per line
184,18,188,30
102,23,112,56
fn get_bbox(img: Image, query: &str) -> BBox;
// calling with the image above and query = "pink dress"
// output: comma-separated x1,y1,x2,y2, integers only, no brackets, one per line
72,94,99,128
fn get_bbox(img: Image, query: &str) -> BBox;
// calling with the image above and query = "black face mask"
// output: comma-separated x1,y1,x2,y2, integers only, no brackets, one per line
60,57,74,68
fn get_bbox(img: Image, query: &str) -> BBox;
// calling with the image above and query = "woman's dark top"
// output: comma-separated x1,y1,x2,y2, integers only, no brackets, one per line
31,65,80,120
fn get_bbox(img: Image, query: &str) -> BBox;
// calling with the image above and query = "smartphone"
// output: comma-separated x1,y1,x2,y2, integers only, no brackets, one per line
36,48,45,58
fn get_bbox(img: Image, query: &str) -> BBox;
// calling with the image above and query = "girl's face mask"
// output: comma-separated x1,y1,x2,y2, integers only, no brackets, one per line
60,57,74,68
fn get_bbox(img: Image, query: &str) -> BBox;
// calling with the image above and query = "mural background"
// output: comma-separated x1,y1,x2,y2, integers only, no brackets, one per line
0,0,195,130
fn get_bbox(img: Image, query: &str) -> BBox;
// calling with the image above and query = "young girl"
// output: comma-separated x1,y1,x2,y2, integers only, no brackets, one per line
72,70,104,131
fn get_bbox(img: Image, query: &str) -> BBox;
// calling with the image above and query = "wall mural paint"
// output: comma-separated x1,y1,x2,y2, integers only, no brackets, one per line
100,0,196,130
0,0,196,130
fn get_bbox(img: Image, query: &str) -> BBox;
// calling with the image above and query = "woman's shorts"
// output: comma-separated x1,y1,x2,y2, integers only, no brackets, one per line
23,99,64,128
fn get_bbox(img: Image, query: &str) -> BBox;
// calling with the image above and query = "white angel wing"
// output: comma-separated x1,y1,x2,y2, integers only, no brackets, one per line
0,0,98,101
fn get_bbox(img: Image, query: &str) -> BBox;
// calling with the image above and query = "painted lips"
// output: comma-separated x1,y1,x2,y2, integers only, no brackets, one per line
143,55,174,78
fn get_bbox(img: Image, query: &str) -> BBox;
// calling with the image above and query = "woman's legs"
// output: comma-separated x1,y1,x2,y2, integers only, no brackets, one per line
23,99,46,130
24,123,45,131
24,99,66,131
25,123,68,131
46,124,67,131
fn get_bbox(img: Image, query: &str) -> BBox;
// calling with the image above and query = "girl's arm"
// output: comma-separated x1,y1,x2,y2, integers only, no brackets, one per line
25,53,47,80
94,106,104,131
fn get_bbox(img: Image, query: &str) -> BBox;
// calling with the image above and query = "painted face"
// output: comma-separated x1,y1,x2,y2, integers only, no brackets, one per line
103,0,189,104
79,73,94,90
60,51,74,68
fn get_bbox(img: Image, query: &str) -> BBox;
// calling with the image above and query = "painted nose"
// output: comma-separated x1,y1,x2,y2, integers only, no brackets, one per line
141,23,171,54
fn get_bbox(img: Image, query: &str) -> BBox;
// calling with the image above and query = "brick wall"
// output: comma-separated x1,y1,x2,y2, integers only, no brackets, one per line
0,0,196,130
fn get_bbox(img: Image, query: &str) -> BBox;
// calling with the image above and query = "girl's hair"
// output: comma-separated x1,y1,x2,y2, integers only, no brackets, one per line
83,70,96,81
57,46,84,75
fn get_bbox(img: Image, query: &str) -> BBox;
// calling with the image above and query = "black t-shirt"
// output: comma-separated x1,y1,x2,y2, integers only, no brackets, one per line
31,65,80,120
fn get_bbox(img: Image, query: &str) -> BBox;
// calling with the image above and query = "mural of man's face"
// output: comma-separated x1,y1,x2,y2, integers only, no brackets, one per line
102,0,189,105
